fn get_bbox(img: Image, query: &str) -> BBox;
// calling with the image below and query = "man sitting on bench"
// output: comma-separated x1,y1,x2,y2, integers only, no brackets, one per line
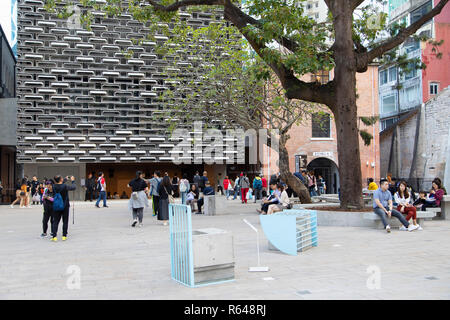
373,179,419,233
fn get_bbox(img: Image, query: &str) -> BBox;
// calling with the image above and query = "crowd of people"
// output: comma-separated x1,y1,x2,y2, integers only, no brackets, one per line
8,168,446,240
368,176,447,233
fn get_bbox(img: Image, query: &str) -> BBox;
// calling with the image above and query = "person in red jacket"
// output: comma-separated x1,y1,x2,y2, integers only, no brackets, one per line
223,176,232,200
261,175,268,197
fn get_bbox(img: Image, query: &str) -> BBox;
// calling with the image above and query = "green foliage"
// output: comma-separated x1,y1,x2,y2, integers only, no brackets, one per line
359,130,374,146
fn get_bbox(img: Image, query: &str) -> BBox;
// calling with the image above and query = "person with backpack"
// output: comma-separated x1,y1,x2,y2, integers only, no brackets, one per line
252,174,263,203
41,180,54,238
179,173,190,205
239,173,250,204
148,171,162,216
127,171,149,228
95,172,108,208
51,175,77,241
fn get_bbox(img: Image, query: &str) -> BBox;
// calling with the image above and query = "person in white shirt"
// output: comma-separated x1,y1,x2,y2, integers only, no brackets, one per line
394,180,421,230
267,183,291,214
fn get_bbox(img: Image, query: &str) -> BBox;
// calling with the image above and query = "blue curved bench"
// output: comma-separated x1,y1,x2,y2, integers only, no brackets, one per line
260,209,318,256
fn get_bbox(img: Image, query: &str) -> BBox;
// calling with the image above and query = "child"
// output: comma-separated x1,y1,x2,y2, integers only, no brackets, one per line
413,191,429,209
41,181,54,238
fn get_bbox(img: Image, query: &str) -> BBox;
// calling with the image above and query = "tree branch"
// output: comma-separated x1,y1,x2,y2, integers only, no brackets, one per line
358,0,449,71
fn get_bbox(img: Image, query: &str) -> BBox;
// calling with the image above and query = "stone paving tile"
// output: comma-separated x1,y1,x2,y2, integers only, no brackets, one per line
1,197,450,299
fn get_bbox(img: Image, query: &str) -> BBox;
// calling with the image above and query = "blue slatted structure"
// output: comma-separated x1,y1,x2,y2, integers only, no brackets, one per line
260,209,318,256
169,204,195,287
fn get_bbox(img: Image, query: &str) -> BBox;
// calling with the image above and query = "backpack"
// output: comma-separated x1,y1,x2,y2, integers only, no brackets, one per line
96,178,102,191
253,179,262,190
179,180,188,193
53,192,65,211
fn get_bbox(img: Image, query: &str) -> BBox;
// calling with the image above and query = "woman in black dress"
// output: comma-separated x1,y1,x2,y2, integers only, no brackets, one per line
157,176,173,226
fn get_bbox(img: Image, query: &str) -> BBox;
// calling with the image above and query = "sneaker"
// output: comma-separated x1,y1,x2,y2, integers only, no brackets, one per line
138,223,143,228
417,224,423,231
399,225,408,231
51,237,57,242
104,205,109,208
408,224,419,231
131,219,138,227
163,221,168,226
386,225,391,233
95,204,100,208
10,205,13,208
62,236,67,241
256,209,262,214
40,233,47,238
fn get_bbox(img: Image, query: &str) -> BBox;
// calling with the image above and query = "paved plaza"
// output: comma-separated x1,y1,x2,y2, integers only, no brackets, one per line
0,196,449,300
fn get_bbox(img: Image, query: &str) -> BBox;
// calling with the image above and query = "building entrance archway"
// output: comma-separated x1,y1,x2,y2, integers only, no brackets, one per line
307,157,339,194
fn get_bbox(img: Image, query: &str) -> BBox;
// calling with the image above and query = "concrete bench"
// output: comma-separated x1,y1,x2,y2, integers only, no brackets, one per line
203,195,216,216
363,210,436,229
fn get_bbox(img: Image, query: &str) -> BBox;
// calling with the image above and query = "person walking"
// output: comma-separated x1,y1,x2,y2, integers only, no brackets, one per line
217,173,224,195
84,173,95,202
252,174,263,203
307,171,318,197
171,174,180,198
233,175,240,200
128,171,149,228
261,175,268,197
157,176,173,226
179,173,190,205
51,175,77,241
193,171,201,190
30,176,40,205
317,175,326,195
149,171,162,216
223,176,232,200
239,173,250,204
95,172,108,208
41,180,54,237
19,178,29,208
198,171,208,193
10,179,23,208
373,179,418,233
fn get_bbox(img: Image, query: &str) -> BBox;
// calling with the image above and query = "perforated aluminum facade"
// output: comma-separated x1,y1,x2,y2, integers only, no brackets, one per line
16,0,243,164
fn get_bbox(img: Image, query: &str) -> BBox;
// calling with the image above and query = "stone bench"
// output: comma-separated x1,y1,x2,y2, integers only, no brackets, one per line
203,195,216,216
364,210,436,229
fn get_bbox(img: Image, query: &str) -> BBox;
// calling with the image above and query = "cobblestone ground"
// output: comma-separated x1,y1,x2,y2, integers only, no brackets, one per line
1,196,449,300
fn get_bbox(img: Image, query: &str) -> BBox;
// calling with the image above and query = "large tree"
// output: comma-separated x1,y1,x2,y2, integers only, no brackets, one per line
46,0,449,208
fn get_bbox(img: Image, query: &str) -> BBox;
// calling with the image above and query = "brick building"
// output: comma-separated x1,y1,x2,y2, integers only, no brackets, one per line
263,65,381,193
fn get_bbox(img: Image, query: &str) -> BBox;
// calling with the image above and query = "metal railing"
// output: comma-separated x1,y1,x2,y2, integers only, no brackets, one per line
169,203,195,287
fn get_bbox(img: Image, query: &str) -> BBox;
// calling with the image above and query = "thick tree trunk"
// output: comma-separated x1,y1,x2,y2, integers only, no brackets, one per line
278,135,311,204
330,0,364,209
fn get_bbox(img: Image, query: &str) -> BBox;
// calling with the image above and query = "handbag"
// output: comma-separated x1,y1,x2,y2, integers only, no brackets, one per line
164,186,174,203
32,193,41,202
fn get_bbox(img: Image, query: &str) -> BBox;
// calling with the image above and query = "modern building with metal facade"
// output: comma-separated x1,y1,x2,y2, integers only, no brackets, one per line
16,0,248,199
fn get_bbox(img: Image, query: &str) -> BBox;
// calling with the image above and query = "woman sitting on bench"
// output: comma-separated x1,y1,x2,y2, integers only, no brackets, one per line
256,182,279,214
394,181,422,230
267,183,292,214
421,178,445,211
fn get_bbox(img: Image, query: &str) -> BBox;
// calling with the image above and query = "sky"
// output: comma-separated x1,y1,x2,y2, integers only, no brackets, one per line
0,0,14,46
